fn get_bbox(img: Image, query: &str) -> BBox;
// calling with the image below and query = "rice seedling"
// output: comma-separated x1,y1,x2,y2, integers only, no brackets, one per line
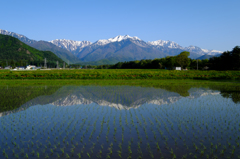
87,152,90,158
1,84,240,159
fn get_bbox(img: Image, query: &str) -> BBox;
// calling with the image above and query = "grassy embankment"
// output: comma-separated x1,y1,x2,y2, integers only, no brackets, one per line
0,69,240,80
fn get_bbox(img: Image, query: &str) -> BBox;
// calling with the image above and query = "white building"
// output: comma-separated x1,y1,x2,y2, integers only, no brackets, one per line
13,67,25,70
174,67,181,70
26,65,36,70
4,66,12,69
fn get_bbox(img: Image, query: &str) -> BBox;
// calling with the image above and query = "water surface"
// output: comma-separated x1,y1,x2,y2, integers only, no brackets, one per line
0,83,240,159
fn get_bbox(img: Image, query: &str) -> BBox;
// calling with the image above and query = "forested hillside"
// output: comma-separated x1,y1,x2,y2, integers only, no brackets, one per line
0,34,64,67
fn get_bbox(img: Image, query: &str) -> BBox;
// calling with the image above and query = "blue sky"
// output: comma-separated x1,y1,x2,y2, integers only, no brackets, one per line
1,0,239,51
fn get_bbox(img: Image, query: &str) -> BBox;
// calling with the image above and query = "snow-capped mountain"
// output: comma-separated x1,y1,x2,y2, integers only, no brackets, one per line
72,35,166,61
50,39,92,53
147,40,184,49
0,29,37,44
148,40,223,56
94,35,141,46
201,49,223,55
0,28,224,63
49,35,147,55
185,45,223,55
49,35,223,62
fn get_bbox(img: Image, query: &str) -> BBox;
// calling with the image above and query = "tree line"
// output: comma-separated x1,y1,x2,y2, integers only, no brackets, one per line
209,46,240,70
71,51,208,70
89,46,240,70
67,46,239,70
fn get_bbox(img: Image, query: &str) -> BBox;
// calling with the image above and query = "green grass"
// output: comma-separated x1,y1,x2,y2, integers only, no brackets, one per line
0,69,240,80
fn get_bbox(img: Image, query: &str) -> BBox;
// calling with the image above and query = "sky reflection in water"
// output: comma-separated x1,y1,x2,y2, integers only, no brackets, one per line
0,85,239,159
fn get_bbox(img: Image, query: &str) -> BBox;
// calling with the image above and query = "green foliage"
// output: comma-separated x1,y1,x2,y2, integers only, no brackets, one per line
209,46,240,70
176,51,190,69
95,52,188,69
0,34,65,67
189,59,209,70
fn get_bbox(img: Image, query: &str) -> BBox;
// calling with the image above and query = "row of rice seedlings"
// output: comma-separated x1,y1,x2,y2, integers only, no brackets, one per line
1,92,240,158
148,94,240,158
0,104,91,158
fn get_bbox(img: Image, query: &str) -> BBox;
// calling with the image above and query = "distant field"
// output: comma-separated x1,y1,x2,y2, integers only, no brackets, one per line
0,69,240,80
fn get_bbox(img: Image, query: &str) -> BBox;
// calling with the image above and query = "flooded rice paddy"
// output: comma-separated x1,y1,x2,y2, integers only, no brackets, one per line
0,83,240,159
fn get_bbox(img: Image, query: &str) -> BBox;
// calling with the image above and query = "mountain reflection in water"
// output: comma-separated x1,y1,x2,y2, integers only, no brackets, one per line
1,83,240,159
0,85,226,116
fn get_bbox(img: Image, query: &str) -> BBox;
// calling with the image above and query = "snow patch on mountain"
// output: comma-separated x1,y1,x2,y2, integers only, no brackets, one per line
48,33,223,57
1,28,224,58
147,40,183,49
95,35,141,46
0,29,37,44
50,39,92,52
148,40,223,55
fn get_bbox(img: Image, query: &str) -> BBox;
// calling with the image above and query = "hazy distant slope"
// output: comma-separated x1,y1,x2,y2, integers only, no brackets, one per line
29,41,79,63
197,54,214,60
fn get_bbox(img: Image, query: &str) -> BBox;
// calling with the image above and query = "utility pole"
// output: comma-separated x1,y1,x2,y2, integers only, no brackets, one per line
63,62,65,69
56,61,59,69
44,58,47,69
68,60,69,70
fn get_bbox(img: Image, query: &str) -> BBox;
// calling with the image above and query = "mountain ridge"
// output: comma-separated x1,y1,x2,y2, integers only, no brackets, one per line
0,29,78,63
0,29,223,64
50,35,223,62
50,35,223,57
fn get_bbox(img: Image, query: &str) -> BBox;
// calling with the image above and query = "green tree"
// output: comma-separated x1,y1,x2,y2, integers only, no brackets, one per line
151,59,162,69
231,46,240,69
176,51,190,69
209,46,240,70
116,62,123,69
165,56,176,69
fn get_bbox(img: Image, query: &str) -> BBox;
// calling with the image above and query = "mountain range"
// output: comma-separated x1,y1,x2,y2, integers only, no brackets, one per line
51,35,223,63
0,29,223,64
